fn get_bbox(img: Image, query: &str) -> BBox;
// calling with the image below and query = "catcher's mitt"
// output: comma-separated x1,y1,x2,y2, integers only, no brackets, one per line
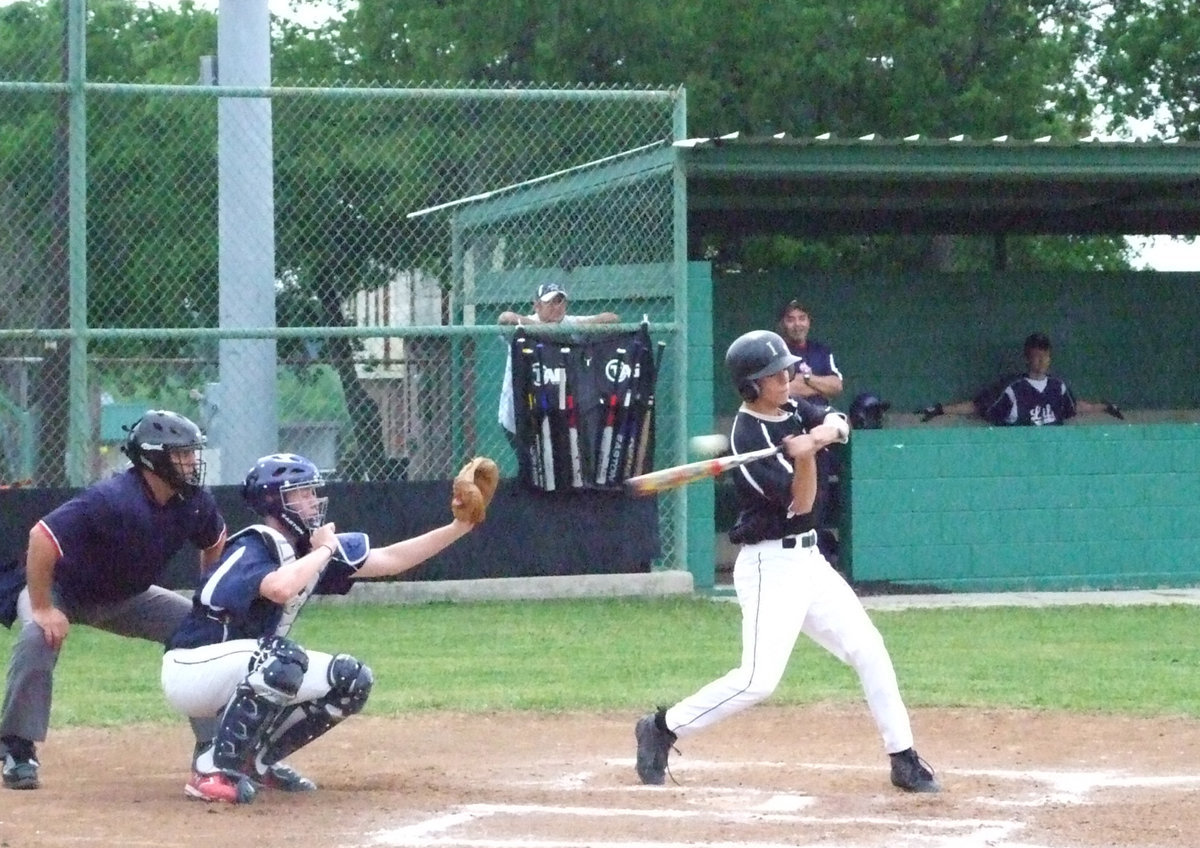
451,456,499,525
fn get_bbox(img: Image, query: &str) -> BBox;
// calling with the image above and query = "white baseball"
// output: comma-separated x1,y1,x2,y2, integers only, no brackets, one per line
689,434,729,456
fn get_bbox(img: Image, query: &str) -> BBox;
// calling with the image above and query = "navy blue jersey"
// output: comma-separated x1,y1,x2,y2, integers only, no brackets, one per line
786,339,842,402
728,398,833,544
982,375,1077,426
166,526,369,650
40,468,224,606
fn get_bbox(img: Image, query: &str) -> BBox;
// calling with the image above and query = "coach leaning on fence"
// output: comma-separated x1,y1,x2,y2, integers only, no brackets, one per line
497,281,619,479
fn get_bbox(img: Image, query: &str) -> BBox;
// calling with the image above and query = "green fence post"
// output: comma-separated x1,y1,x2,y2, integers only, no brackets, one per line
683,261,715,590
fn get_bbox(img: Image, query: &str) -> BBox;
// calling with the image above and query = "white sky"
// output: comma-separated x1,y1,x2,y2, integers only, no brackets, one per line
189,0,335,29
1129,236,1200,271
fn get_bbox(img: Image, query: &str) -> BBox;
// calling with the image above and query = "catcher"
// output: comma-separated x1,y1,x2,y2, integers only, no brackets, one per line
160,452,497,804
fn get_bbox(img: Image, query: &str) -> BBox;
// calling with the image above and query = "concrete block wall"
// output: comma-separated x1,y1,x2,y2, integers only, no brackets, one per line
846,423,1200,591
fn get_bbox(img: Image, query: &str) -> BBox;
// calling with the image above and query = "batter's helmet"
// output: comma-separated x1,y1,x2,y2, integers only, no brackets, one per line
121,410,206,494
725,330,802,402
849,392,890,430
243,453,328,540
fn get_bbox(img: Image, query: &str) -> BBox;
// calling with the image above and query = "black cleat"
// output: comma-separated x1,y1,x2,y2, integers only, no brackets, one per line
2,737,39,790
889,747,940,793
257,762,317,792
634,709,677,785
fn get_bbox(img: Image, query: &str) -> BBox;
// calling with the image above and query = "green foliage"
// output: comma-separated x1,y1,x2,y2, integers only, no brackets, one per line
278,364,349,423
721,233,1134,275
310,0,1132,273
94,363,349,425
1092,0,1200,138
9,598,1200,727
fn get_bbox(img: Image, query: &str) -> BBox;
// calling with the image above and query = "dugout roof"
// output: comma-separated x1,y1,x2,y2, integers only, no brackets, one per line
417,133,1200,249
678,133,1200,241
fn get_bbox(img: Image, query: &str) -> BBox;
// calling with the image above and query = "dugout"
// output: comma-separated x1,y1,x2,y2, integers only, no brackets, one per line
450,133,1200,593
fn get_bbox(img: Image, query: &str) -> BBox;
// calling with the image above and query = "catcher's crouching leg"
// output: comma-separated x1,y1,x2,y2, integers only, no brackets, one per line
191,637,308,803
256,653,374,775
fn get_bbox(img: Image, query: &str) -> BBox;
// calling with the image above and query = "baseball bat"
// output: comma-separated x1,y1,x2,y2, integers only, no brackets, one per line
607,344,640,484
595,346,626,485
536,343,556,492
616,349,644,483
562,346,584,488
522,346,544,489
624,443,785,497
633,340,667,475
623,340,659,480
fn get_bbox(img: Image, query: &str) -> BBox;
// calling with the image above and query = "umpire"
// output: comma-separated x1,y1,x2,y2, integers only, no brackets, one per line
0,410,226,790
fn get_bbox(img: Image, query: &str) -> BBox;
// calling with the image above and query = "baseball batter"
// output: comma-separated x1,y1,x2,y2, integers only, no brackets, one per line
634,330,939,793
160,453,495,804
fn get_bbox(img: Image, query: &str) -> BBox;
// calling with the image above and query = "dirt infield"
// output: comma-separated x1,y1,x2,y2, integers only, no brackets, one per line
2,706,1199,848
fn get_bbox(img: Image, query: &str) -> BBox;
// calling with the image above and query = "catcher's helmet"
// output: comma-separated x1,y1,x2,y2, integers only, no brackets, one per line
121,409,206,494
243,453,328,539
849,392,890,430
725,330,802,401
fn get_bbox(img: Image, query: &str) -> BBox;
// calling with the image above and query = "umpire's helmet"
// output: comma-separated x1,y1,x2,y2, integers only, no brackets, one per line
243,453,328,540
725,330,802,402
121,410,206,494
849,392,890,430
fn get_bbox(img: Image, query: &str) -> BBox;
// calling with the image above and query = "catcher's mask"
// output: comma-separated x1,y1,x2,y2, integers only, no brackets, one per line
849,392,890,430
121,409,207,495
243,453,328,539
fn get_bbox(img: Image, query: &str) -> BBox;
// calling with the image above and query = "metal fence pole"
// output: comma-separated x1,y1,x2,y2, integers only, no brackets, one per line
215,0,277,483
66,0,89,486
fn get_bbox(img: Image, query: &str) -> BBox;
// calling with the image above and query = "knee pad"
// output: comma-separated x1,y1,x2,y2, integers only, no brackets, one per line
248,636,309,702
328,653,373,716
257,659,373,769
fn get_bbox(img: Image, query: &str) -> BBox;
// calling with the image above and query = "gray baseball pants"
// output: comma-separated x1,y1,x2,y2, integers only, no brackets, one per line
1,584,215,756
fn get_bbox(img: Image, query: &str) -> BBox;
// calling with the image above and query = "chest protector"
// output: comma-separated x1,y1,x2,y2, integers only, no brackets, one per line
227,524,325,639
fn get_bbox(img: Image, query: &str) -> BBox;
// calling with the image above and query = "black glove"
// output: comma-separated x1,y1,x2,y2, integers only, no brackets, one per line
1103,402,1125,420
917,403,944,423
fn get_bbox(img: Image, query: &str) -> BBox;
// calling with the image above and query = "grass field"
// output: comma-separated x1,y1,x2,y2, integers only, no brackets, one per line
4,596,1199,727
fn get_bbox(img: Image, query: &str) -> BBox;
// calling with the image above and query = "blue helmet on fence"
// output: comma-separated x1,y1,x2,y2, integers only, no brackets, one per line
242,453,328,539
849,392,890,430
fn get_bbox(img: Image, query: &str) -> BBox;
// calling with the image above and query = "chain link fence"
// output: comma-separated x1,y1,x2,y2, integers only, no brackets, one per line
0,1,687,567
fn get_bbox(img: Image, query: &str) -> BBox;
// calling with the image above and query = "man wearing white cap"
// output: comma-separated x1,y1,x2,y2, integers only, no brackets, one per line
497,282,619,475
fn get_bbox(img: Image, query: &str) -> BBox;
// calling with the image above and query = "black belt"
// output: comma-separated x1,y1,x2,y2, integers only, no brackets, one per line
781,531,817,549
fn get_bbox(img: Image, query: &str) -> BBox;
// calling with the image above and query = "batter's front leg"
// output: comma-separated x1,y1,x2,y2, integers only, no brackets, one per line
665,553,808,738
801,561,914,754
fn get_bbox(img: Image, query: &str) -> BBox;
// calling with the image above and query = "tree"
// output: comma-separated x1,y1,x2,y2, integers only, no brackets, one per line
1091,0,1200,138
316,0,1130,272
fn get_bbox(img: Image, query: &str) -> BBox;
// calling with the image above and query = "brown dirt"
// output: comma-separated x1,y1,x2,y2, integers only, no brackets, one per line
2,705,1199,848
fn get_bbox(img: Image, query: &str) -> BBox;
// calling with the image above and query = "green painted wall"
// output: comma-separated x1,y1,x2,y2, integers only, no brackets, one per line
713,270,1200,415
709,268,1200,592
845,423,1200,591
